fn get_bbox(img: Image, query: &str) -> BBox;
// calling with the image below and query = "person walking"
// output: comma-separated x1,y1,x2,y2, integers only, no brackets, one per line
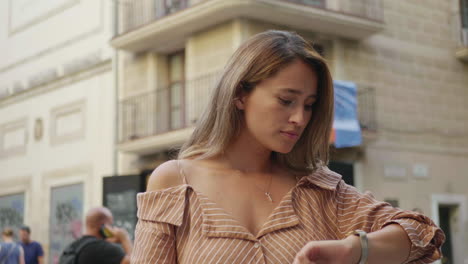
0,228,25,264
18,226,43,264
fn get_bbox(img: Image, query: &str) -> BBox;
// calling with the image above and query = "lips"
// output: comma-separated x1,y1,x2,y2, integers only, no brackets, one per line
280,131,299,139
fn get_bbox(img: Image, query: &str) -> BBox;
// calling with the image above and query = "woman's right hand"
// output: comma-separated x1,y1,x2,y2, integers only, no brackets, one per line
293,236,361,264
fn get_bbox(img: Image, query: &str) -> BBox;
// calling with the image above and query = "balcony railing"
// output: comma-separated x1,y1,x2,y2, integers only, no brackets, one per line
357,86,377,131
118,0,189,35
119,73,219,143
119,74,377,143
117,0,383,36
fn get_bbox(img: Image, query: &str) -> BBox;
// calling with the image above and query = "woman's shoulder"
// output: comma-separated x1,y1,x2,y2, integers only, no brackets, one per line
138,160,191,226
146,160,186,192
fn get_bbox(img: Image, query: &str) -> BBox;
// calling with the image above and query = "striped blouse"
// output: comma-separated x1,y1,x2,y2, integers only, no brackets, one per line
131,166,444,263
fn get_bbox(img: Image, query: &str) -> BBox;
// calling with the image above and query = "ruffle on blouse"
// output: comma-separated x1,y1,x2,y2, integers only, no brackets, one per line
336,180,445,263
136,185,188,229
384,210,445,263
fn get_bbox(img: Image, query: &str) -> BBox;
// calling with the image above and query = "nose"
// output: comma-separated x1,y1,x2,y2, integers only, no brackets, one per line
288,107,308,127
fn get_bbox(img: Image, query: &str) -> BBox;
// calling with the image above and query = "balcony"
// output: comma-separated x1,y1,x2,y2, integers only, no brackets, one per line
118,73,377,154
111,0,384,53
118,73,218,154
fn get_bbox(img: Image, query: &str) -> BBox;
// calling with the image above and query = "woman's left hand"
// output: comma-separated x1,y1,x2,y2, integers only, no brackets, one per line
293,236,361,264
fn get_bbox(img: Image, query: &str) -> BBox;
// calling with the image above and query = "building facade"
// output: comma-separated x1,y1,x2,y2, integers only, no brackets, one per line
0,0,116,263
112,0,468,263
0,0,467,263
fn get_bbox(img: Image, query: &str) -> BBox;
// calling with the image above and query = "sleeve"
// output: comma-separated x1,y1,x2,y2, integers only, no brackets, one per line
335,181,445,263
36,242,44,257
132,219,177,263
131,187,187,264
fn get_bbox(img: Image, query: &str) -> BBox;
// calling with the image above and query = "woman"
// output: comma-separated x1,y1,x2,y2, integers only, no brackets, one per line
131,30,444,263
0,228,25,264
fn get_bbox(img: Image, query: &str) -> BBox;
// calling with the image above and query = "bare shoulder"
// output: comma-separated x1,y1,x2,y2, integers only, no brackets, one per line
146,160,184,191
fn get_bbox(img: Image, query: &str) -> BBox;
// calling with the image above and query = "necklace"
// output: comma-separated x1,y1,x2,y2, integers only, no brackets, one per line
233,169,274,203
224,155,274,203
252,165,274,203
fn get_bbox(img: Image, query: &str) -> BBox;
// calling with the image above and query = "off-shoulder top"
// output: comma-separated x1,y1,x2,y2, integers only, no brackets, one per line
131,166,444,263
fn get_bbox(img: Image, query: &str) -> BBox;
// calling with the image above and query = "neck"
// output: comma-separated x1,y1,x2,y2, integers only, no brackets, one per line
3,237,13,243
222,130,273,174
84,229,103,239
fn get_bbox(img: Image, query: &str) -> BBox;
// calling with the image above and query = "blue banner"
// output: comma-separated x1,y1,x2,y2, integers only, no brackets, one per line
333,80,362,148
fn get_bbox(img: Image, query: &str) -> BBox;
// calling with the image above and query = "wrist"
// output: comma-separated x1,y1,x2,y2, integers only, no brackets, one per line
120,237,133,254
344,234,362,264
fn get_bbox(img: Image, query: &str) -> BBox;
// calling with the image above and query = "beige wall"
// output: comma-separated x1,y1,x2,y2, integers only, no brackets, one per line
339,0,468,261
121,53,148,97
186,21,236,78
342,0,468,152
360,147,468,263
361,148,467,212
342,0,468,201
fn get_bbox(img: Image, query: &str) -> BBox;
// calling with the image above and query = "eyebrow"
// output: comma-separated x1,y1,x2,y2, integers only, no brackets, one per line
280,88,317,98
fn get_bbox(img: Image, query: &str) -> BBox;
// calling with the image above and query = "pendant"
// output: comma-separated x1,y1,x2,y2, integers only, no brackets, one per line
265,192,273,203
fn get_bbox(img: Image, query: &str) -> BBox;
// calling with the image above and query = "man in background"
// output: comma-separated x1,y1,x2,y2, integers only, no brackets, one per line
59,207,132,264
18,226,44,264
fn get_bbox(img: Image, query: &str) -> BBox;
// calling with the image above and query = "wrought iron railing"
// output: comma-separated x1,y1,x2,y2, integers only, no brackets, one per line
119,74,377,143
357,86,377,131
119,72,219,143
116,0,384,35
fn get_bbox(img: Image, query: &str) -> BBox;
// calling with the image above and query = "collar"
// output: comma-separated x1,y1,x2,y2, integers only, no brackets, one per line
296,166,342,191
136,166,342,242
198,166,341,241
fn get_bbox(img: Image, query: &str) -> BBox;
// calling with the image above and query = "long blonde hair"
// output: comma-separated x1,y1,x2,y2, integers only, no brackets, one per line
178,30,334,174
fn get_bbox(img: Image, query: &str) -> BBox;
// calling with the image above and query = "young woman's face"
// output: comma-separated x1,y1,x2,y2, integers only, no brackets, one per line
239,59,318,154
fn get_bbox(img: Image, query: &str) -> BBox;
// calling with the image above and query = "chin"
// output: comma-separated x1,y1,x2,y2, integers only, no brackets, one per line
273,144,295,154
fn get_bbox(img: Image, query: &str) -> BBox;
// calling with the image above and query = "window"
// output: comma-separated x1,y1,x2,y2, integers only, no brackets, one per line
0,193,24,240
103,175,146,240
49,184,83,263
168,51,185,130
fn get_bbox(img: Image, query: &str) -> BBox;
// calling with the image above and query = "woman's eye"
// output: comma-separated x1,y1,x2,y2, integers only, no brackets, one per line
304,104,314,111
279,98,293,105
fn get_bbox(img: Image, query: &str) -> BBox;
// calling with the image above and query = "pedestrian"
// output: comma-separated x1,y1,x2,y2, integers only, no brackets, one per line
18,226,44,264
131,30,445,263
58,207,132,264
0,228,25,264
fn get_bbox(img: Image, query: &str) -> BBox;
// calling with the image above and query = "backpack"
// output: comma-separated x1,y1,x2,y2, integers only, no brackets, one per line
58,236,99,264
0,243,19,264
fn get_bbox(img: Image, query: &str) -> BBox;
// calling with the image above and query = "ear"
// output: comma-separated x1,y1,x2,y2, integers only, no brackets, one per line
234,97,245,110
235,83,249,110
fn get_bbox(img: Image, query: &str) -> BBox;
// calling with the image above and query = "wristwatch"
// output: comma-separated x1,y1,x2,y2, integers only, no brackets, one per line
347,230,368,264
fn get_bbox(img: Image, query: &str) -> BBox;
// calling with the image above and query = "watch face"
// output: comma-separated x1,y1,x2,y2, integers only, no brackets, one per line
34,118,43,141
